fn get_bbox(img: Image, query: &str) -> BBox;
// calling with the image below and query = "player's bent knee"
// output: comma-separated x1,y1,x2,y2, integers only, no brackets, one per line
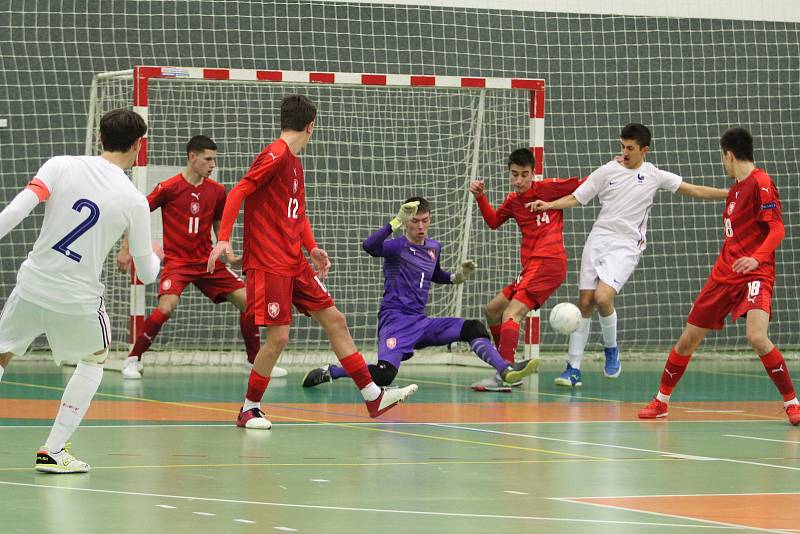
369,361,398,387
460,320,490,342
82,349,109,366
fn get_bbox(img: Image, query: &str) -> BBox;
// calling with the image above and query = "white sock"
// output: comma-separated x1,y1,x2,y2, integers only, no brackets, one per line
599,310,618,348
44,361,103,452
0,365,4,382
126,355,138,364
242,398,260,411
567,318,592,369
656,391,670,403
360,383,381,401
784,398,799,408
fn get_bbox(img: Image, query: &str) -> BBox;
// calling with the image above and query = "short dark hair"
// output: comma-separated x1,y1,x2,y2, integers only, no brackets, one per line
508,148,535,169
281,95,317,131
99,109,147,152
619,123,652,148
403,196,431,215
186,135,217,156
720,127,754,162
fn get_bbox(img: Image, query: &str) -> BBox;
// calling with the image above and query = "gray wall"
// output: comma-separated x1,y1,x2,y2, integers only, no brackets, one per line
2,2,798,353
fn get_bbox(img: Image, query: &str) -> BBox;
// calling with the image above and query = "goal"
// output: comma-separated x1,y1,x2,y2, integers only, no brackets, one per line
86,66,546,366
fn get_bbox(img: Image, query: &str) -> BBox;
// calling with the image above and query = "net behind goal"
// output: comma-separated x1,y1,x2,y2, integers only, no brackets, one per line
87,66,545,366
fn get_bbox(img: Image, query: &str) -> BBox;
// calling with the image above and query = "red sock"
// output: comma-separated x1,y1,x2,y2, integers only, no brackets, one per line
498,319,520,364
760,347,797,402
240,313,261,365
246,369,270,403
129,309,169,360
489,324,502,347
658,348,692,396
339,352,374,390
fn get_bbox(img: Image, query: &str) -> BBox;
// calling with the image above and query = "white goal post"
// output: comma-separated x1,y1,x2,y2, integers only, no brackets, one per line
86,65,546,366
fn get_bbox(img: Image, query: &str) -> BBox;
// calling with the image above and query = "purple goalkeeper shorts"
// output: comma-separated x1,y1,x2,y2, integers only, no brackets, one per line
377,313,465,368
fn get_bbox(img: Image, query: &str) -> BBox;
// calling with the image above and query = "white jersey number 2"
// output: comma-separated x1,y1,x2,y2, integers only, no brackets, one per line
51,198,100,263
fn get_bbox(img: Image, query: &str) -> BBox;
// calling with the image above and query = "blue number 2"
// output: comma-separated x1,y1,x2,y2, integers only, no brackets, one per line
51,199,100,263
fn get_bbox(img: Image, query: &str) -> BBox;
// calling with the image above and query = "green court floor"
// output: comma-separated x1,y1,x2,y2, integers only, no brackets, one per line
1,360,798,533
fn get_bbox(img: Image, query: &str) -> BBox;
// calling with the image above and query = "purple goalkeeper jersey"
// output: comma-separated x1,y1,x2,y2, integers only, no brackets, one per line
362,223,452,318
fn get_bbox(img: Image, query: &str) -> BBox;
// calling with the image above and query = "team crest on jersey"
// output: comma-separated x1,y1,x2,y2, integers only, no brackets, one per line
428,249,436,261
161,279,172,290
727,202,736,215
292,178,298,194
268,302,280,319
190,201,200,215
386,337,397,349
636,173,645,184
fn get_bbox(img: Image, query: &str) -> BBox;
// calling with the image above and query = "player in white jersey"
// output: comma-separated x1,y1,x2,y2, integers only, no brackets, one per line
532,123,728,386
0,109,161,473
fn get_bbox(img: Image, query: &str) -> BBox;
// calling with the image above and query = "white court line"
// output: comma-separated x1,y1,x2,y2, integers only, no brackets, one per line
427,423,800,472
553,497,784,534
0,480,750,529
725,434,800,445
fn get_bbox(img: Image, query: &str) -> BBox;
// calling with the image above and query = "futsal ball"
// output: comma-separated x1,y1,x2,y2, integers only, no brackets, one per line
549,302,582,335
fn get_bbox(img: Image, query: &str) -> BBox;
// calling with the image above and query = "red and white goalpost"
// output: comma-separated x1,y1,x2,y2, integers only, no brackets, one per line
87,65,545,366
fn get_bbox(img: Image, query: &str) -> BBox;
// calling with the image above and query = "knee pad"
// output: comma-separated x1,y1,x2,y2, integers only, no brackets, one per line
368,360,398,387
460,320,490,343
81,349,108,366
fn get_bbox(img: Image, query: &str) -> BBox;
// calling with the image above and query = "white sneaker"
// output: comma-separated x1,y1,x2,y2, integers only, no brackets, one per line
35,444,90,473
236,407,272,429
470,372,524,392
121,358,142,380
365,384,418,418
244,362,288,378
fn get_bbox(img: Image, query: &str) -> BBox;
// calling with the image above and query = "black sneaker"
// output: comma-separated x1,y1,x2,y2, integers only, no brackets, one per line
302,365,332,387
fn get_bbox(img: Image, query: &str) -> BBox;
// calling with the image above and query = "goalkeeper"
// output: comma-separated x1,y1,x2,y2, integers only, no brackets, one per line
302,197,538,389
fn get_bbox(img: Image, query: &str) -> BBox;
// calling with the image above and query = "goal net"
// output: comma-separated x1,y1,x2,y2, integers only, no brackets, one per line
87,66,545,366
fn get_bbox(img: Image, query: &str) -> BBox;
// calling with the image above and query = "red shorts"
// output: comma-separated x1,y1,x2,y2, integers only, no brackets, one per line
159,261,244,303
501,257,567,310
687,277,773,330
246,263,334,326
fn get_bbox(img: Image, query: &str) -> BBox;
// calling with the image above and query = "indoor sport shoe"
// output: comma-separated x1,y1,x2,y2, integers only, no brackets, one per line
502,358,540,384
35,444,90,474
121,358,142,380
554,363,582,387
638,397,669,419
302,365,332,388
365,384,418,418
786,404,800,426
603,346,622,378
236,407,272,429
244,362,288,378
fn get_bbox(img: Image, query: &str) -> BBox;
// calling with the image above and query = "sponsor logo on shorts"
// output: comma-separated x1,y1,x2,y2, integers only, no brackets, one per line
727,202,736,215
190,201,200,215
161,279,172,290
268,302,280,319
386,337,397,349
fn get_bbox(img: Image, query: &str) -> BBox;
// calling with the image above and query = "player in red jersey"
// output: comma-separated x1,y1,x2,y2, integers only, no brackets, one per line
469,148,583,391
639,128,799,425
208,95,417,429
117,136,286,379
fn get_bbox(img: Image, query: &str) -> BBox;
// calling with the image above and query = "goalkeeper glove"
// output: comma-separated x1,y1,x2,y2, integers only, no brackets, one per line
451,260,476,284
390,200,420,231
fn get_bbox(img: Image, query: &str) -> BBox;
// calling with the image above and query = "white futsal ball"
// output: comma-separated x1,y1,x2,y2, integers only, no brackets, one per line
549,302,582,335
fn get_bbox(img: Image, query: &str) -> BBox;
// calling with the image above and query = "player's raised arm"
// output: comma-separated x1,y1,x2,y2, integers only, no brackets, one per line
0,178,49,241
470,180,510,229
362,200,419,257
676,181,729,199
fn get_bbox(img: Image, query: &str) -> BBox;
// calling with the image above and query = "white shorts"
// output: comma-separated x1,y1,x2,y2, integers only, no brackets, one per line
578,236,641,293
0,288,110,364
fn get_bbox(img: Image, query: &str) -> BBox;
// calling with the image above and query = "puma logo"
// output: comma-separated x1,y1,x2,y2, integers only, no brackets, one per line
761,187,770,193
771,364,785,374
267,152,277,161
664,369,676,378
191,193,200,199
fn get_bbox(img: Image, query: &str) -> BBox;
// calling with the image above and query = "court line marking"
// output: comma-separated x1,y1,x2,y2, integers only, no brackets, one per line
0,480,754,529
552,497,785,534
427,423,800,472
725,434,800,445
558,491,800,499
